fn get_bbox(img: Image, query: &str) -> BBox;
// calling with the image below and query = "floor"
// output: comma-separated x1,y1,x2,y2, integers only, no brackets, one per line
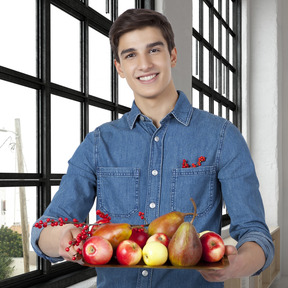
270,276,288,288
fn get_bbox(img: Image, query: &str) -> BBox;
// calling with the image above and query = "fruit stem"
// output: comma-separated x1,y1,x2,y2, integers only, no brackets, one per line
190,198,197,225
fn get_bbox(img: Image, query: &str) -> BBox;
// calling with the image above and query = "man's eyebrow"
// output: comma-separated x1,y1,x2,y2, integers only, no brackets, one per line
120,41,165,57
146,41,165,49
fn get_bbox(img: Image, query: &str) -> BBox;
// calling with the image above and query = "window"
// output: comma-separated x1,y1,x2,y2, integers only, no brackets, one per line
192,0,241,128
0,1,154,287
192,0,241,226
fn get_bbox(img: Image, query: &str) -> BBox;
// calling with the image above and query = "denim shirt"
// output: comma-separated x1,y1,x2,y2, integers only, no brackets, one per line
31,91,274,288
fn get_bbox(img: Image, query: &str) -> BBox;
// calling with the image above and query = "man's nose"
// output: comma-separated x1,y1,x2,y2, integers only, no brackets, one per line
137,54,152,70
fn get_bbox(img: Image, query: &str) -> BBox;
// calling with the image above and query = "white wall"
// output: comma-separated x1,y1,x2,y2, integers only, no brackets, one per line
279,0,288,277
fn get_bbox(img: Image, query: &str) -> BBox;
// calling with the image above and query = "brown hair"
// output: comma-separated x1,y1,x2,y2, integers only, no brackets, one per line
109,9,175,63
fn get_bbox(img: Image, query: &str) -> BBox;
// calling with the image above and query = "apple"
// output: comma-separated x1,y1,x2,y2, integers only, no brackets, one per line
142,241,168,266
200,231,225,262
82,236,113,265
146,233,170,247
116,240,142,265
129,228,149,248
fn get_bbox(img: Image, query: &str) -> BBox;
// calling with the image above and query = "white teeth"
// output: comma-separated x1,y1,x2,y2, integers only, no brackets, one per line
139,74,157,81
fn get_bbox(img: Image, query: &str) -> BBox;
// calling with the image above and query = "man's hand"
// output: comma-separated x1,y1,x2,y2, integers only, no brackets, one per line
58,224,84,262
39,223,83,263
199,242,265,282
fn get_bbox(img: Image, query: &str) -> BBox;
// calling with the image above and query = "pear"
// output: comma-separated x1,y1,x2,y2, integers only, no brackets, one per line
168,199,202,266
148,200,196,239
92,223,132,249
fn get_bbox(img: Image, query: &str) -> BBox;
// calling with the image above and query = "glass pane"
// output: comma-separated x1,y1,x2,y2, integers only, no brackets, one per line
214,16,219,51
89,106,111,132
51,95,81,173
193,0,199,32
0,1,36,76
203,2,209,41
229,34,233,63
192,38,199,78
89,28,111,101
214,101,219,116
89,0,112,20
203,47,209,86
118,76,134,108
229,70,234,101
0,81,37,173
51,5,80,91
0,186,37,279
118,0,135,16
192,88,199,109
229,0,234,28
222,0,227,22
222,25,227,59
203,94,210,112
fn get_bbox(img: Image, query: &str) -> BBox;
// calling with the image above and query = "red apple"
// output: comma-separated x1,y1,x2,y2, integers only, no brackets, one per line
200,231,225,262
129,228,149,248
146,233,170,247
82,236,113,265
116,240,142,265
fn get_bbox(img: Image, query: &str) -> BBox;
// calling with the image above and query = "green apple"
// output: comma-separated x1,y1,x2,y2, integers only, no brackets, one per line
142,241,168,266
198,230,211,238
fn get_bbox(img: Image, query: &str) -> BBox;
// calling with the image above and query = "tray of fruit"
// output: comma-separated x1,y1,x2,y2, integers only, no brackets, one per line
35,198,229,269
83,256,229,270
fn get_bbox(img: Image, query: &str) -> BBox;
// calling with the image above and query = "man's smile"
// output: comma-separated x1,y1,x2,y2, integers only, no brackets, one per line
138,73,159,81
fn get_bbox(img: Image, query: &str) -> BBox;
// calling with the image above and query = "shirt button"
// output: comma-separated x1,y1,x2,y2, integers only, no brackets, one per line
140,115,145,121
142,270,149,277
149,202,156,209
154,136,160,142
152,170,158,176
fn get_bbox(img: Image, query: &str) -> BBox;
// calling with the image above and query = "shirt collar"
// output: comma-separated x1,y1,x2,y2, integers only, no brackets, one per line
127,90,193,130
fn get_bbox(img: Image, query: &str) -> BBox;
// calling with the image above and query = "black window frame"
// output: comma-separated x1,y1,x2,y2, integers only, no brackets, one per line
0,1,153,287
192,0,242,227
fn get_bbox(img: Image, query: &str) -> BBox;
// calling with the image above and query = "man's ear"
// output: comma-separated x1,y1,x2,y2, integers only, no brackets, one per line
170,47,177,68
114,59,125,78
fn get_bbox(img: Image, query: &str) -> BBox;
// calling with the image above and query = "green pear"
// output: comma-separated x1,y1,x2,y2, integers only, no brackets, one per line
168,199,202,266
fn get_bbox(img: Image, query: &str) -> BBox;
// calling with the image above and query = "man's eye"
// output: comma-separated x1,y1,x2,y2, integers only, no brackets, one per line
150,48,159,53
126,53,135,59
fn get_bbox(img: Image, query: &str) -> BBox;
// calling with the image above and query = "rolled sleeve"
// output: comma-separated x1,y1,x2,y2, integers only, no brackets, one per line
236,231,275,275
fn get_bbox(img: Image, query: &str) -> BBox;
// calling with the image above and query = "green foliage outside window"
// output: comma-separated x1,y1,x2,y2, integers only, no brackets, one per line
0,225,23,280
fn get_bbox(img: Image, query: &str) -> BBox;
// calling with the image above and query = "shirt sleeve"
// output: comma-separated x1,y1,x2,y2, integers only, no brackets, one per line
30,131,97,262
217,122,275,274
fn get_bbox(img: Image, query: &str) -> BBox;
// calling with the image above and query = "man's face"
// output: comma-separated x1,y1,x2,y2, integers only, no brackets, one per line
114,26,177,101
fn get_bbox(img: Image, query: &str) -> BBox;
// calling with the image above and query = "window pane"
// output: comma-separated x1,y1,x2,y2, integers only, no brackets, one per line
192,38,199,78
0,81,37,173
0,1,36,76
89,28,111,101
51,5,80,91
0,186,37,279
203,94,210,112
193,0,199,32
118,77,134,108
203,47,209,86
51,95,81,173
118,0,135,16
203,2,209,41
89,0,112,20
192,88,199,109
89,106,111,132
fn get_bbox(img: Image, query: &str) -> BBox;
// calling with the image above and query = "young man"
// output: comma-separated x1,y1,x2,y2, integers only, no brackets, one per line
31,9,274,287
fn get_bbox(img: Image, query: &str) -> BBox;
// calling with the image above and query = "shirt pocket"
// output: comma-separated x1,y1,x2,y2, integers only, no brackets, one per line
171,166,216,219
96,167,140,219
